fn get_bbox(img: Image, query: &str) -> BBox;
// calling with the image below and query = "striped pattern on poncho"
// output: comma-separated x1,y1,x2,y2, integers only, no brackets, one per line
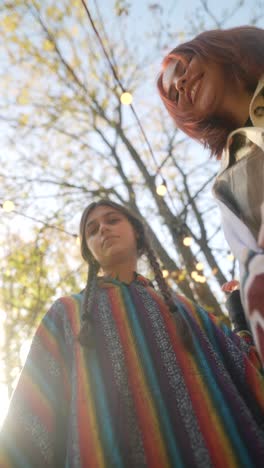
1,274,264,467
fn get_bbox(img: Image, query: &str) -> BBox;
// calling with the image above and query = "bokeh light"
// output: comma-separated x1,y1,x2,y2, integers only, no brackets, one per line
120,92,133,105
2,200,15,212
183,236,193,246
156,184,167,196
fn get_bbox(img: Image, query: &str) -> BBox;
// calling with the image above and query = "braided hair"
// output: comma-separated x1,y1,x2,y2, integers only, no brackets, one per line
143,241,193,348
78,199,193,349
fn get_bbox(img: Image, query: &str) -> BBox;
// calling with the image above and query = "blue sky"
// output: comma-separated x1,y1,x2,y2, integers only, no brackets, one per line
97,0,264,35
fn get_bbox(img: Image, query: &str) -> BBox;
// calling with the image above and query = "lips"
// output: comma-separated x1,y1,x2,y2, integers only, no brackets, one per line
187,73,203,104
102,235,118,247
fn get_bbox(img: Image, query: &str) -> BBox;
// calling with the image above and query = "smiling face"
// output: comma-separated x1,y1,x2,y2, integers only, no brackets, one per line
162,55,249,126
85,205,138,271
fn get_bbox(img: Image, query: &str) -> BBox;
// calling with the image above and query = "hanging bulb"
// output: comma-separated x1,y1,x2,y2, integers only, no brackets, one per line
183,236,193,246
197,275,206,283
120,92,133,105
196,262,204,271
156,184,167,196
2,200,15,212
227,253,234,262
191,271,198,280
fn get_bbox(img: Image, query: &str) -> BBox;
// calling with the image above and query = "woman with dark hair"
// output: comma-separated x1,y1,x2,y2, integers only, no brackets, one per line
158,26,264,364
1,199,264,467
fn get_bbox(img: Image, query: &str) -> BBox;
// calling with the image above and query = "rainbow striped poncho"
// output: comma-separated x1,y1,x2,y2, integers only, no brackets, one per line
1,275,264,467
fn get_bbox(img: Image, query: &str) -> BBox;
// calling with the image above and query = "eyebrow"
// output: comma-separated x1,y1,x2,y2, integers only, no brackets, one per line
86,210,120,229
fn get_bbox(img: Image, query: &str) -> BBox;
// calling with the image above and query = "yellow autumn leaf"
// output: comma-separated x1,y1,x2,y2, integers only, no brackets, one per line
178,31,185,40
61,95,69,104
71,25,79,37
46,6,61,19
20,39,32,53
43,39,55,51
19,114,29,126
2,15,19,32
31,0,40,7
17,90,29,106
178,273,186,281
71,57,81,68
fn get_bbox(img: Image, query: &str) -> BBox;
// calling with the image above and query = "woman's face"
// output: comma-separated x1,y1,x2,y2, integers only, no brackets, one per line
85,205,138,270
163,55,240,123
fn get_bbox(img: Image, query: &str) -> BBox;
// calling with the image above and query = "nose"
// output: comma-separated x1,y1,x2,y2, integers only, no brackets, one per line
99,222,110,236
175,75,187,93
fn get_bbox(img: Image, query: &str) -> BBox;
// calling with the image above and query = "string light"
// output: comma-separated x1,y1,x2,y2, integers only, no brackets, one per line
2,200,15,212
76,236,80,246
120,92,133,105
227,253,234,262
183,236,193,247
191,271,206,283
156,184,167,196
80,0,180,215
196,262,204,271
162,269,169,278
197,275,206,283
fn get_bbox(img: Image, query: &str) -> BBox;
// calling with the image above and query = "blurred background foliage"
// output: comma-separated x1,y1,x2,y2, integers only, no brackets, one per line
0,0,263,398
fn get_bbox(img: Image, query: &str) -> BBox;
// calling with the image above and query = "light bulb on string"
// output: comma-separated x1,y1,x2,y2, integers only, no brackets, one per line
197,275,206,283
227,253,234,262
120,92,133,105
191,271,206,283
156,184,167,196
191,271,198,280
2,200,15,212
162,269,169,278
183,236,193,247
196,262,204,271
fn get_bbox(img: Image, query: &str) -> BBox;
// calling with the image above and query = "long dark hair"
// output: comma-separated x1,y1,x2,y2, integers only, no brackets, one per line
157,26,264,158
78,199,193,349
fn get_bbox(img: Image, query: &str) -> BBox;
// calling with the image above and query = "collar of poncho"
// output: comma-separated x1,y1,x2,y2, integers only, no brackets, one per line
98,272,152,289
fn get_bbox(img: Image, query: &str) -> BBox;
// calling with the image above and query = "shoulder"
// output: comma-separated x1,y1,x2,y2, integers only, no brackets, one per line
38,293,84,340
174,293,257,356
45,293,83,319
174,293,230,337
174,293,209,326
214,78,264,178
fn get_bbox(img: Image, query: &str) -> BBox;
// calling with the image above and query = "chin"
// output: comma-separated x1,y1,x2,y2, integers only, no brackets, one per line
105,246,124,261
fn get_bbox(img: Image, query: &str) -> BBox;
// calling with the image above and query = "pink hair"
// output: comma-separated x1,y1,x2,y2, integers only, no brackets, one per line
157,26,264,158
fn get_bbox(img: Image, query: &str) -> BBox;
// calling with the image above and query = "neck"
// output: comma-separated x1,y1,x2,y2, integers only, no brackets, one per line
224,85,253,128
234,92,252,127
103,259,137,284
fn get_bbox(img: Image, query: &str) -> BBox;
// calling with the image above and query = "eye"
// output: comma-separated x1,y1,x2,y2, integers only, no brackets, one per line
87,224,98,237
174,61,186,79
108,217,120,224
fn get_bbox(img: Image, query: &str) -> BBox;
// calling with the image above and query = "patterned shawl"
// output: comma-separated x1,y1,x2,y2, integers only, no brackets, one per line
1,275,264,467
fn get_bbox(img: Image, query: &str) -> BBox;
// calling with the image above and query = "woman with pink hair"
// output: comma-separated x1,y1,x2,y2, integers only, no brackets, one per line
158,26,264,364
